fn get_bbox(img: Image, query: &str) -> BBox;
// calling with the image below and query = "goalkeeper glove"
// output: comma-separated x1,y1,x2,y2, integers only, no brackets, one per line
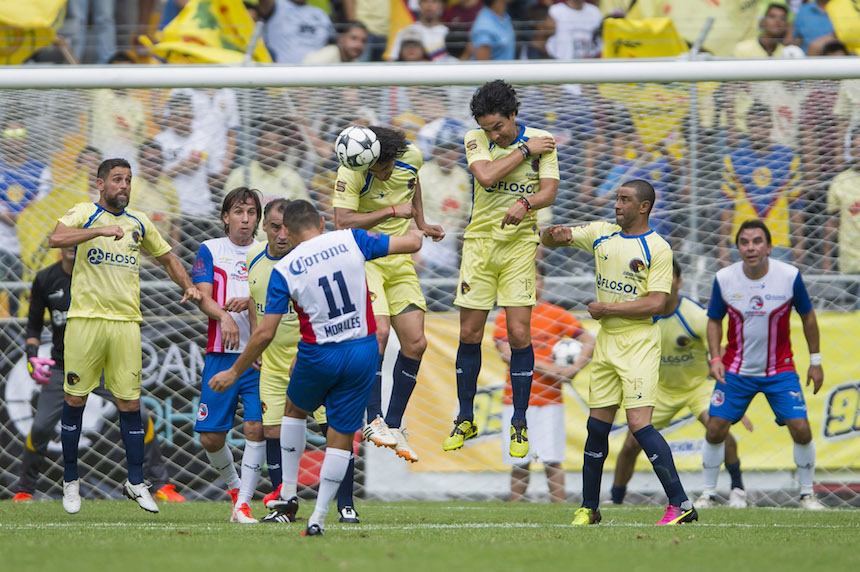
26,345,54,385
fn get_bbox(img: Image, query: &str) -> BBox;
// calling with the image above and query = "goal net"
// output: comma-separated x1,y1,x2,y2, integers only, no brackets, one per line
0,61,858,507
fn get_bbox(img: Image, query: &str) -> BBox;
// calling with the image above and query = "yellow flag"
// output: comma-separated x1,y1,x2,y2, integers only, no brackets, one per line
382,0,416,61
828,0,860,53
141,0,272,64
0,0,66,65
602,17,687,58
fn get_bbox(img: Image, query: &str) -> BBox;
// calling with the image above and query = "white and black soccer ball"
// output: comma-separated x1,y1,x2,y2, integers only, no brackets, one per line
551,338,582,367
335,126,381,171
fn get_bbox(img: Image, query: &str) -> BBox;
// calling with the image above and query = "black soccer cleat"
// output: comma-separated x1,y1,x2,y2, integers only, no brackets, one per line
302,523,324,536
261,497,298,523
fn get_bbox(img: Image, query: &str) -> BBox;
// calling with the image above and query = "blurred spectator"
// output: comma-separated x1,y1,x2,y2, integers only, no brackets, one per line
396,29,431,61
344,0,390,61
733,3,789,57
718,101,804,265
545,0,602,59
130,141,181,252
445,0,483,33
258,0,335,63
388,0,449,61
471,0,515,60
64,0,117,63
520,0,554,60
824,127,860,274
301,22,368,63
89,89,146,174
441,29,471,61
223,117,311,213
792,0,835,55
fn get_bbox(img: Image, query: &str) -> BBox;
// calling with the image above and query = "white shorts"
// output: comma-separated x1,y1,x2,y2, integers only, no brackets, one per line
501,403,565,465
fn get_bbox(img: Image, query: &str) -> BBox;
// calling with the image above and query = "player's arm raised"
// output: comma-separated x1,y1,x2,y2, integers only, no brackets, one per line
541,225,573,248
387,228,424,254
799,309,824,394
195,282,240,351
334,204,413,231
411,177,444,241
209,313,280,392
48,221,123,248
155,251,202,304
469,135,555,189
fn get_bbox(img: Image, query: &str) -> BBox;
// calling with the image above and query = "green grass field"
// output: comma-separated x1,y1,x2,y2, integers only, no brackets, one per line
1,501,857,571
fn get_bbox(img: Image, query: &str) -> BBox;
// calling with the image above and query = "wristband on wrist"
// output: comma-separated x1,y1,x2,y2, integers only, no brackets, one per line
517,196,531,212
26,343,38,361
708,357,722,365
519,144,530,160
809,353,822,366
390,205,396,218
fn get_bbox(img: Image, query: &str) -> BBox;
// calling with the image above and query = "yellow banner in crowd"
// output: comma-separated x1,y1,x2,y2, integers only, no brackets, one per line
602,17,687,59
0,0,65,65
828,0,860,54
141,0,271,64
409,311,860,474
382,0,416,61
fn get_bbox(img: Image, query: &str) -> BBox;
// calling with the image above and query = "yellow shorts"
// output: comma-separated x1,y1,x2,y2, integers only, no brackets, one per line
313,406,328,426
64,318,142,400
454,238,537,310
588,324,660,409
366,253,426,317
650,381,712,429
260,368,290,426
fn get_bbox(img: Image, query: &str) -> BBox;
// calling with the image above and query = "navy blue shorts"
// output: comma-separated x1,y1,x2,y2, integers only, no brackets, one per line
287,335,379,434
195,352,262,432
708,370,807,425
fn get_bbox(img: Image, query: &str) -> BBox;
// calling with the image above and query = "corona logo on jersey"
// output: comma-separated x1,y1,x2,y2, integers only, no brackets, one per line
288,243,349,275
86,247,137,268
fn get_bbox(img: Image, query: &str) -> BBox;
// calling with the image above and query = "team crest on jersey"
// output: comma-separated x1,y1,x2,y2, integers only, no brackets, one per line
67,372,80,386
369,290,377,303
197,403,209,421
676,335,691,347
407,177,416,191
531,157,540,171
131,230,141,244
629,258,645,272
466,139,477,151
461,281,471,295
711,389,725,407
749,296,764,310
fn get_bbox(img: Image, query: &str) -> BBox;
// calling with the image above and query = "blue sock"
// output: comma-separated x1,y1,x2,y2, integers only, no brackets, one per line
365,355,384,420
509,345,534,424
385,352,420,428
633,425,688,507
582,417,611,509
455,342,482,422
610,485,626,505
61,402,84,482
266,438,282,489
337,455,356,509
726,460,743,490
119,410,145,485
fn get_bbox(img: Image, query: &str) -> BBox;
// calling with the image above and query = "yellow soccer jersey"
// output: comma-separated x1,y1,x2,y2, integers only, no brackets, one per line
247,241,300,376
331,142,423,237
570,221,672,333
464,124,559,243
657,296,709,393
59,202,171,322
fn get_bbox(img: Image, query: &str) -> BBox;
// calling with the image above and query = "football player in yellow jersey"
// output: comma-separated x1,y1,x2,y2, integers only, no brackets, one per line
543,179,697,526
333,126,444,463
609,259,749,508
443,80,558,459
48,158,206,515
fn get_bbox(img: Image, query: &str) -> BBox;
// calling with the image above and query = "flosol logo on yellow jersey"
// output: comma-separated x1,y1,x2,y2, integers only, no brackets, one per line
595,272,638,295
86,248,137,267
487,180,535,194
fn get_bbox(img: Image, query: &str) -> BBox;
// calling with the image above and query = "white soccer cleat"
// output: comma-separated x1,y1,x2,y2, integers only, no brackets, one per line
63,479,81,514
799,493,826,511
363,415,397,448
232,502,259,523
727,487,748,508
123,480,159,513
693,490,717,509
391,427,419,463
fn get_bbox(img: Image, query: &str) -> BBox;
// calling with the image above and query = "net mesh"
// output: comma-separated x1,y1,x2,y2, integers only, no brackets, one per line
1,77,859,507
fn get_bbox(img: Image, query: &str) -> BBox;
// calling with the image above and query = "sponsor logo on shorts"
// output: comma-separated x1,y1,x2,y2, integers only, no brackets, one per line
261,401,268,414
711,389,725,407
460,281,471,295
629,258,645,273
197,403,208,421
67,372,80,386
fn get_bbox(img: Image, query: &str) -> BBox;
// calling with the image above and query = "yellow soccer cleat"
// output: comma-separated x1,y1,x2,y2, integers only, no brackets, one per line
442,418,478,451
509,420,529,458
571,507,602,526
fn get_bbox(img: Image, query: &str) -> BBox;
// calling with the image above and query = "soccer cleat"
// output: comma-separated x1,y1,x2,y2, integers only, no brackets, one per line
123,480,160,513
263,484,282,509
693,491,717,509
363,415,397,448
799,493,826,511
571,507,601,525
261,497,299,523
727,487,748,508
227,487,239,507
655,505,698,525
231,502,258,523
391,427,419,463
154,484,186,502
62,479,81,514
302,523,324,536
12,492,34,502
509,420,529,458
338,506,360,524
442,418,478,451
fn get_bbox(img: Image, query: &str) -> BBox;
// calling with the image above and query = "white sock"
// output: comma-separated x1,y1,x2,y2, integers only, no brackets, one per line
280,416,306,501
237,440,265,506
308,448,351,530
794,440,816,495
702,440,725,491
205,444,240,491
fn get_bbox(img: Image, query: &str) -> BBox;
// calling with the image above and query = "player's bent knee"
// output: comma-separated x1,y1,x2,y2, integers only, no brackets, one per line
705,417,731,444
199,431,227,452
65,393,87,407
786,419,812,444
115,398,141,412
244,420,264,442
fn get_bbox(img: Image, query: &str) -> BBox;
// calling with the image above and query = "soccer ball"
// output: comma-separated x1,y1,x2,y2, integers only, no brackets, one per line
335,126,381,171
551,338,582,367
